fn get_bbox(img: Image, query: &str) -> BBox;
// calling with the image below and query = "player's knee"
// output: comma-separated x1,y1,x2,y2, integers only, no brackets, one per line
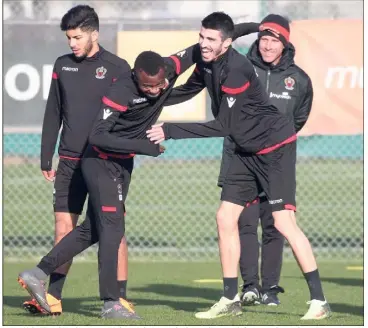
99,213,125,246
54,212,78,239
272,210,297,237
216,207,237,233
119,235,128,250
121,235,127,244
238,221,256,236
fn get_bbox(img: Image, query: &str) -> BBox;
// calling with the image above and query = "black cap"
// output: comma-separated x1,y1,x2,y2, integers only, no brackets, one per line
259,14,290,46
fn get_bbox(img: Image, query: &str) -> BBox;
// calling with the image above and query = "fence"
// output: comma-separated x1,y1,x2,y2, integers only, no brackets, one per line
3,0,363,261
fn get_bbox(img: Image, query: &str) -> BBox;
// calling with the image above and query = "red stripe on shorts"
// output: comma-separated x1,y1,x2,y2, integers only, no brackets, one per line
284,204,296,211
102,206,117,212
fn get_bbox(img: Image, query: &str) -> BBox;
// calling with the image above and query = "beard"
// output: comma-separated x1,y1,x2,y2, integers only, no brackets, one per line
73,38,93,61
201,46,223,62
212,47,224,61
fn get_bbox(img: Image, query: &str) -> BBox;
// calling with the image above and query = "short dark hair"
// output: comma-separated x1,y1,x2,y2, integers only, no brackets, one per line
60,5,99,32
201,12,234,40
134,51,165,76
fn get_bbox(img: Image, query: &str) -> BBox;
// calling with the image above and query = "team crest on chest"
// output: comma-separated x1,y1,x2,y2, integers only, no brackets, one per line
95,66,107,79
284,76,295,90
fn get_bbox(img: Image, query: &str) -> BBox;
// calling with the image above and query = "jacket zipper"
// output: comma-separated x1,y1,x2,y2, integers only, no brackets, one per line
266,70,271,93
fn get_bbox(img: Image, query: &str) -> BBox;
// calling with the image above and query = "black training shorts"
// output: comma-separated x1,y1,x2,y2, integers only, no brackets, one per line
221,141,297,212
53,158,88,214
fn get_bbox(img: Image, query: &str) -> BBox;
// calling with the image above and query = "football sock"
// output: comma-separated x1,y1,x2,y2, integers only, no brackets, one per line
304,269,325,301
223,277,238,300
48,273,67,300
118,280,127,299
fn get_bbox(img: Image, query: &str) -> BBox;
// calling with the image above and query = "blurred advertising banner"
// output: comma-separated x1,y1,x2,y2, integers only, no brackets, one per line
291,20,363,136
4,23,117,130
117,31,207,122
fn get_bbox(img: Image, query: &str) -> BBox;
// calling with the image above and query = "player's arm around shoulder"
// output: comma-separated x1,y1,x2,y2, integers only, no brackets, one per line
164,64,205,106
165,43,202,77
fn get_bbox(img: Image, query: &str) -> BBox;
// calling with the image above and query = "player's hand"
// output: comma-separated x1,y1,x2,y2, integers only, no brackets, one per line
147,123,165,144
159,145,166,154
42,170,56,182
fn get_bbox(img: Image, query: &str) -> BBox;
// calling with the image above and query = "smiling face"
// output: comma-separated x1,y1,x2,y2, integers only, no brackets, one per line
198,26,231,62
258,34,284,65
135,67,168,99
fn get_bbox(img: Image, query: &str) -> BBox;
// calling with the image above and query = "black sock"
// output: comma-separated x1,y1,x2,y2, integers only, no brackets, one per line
223,277,238,300
118,280,127,299
48,273,67,300
303,269,325,301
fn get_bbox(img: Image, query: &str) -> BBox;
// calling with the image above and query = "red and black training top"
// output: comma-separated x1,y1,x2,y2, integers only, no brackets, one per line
164,46,296,154
88,23,260,158
87,43,202,158
40,46,131,171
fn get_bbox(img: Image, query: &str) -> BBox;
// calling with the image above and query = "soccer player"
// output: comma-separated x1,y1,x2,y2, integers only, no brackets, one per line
23,5,131,315
222,14,314,306
147,12,331,320
18,22,258,318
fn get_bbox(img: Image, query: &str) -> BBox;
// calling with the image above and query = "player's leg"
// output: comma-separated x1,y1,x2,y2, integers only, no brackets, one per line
54,159,130,302
49,160,87,303
22,213,78,315
82,155,139,319
18,202,99,314
116,166,132,301
50,212,78,297
23,159,87,315
238,199,261,305
259,198,285,305
117,236,129,299
195,153,258,319
262,142,331,319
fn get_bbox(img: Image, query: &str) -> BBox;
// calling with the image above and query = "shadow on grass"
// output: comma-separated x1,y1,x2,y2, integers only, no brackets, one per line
132,283,363,317
4,283,363,318
329,303,364,317
131,283,220,301
283,275,363,288
321,277,363,288
3,295,100,317
131,284,303,316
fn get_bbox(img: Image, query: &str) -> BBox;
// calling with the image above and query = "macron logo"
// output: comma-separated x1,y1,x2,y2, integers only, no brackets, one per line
227,97,236,108
103,108,113,120
132,97,147,104
62,66,78,72
176,50,186,58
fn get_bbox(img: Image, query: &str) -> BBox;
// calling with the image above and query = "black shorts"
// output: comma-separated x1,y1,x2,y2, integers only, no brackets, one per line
53,158,88,214
81,146,134,219
221,141,296,212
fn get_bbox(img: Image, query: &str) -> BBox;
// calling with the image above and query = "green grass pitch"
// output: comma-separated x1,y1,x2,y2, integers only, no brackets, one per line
3,261,363,325
3,156,363,325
